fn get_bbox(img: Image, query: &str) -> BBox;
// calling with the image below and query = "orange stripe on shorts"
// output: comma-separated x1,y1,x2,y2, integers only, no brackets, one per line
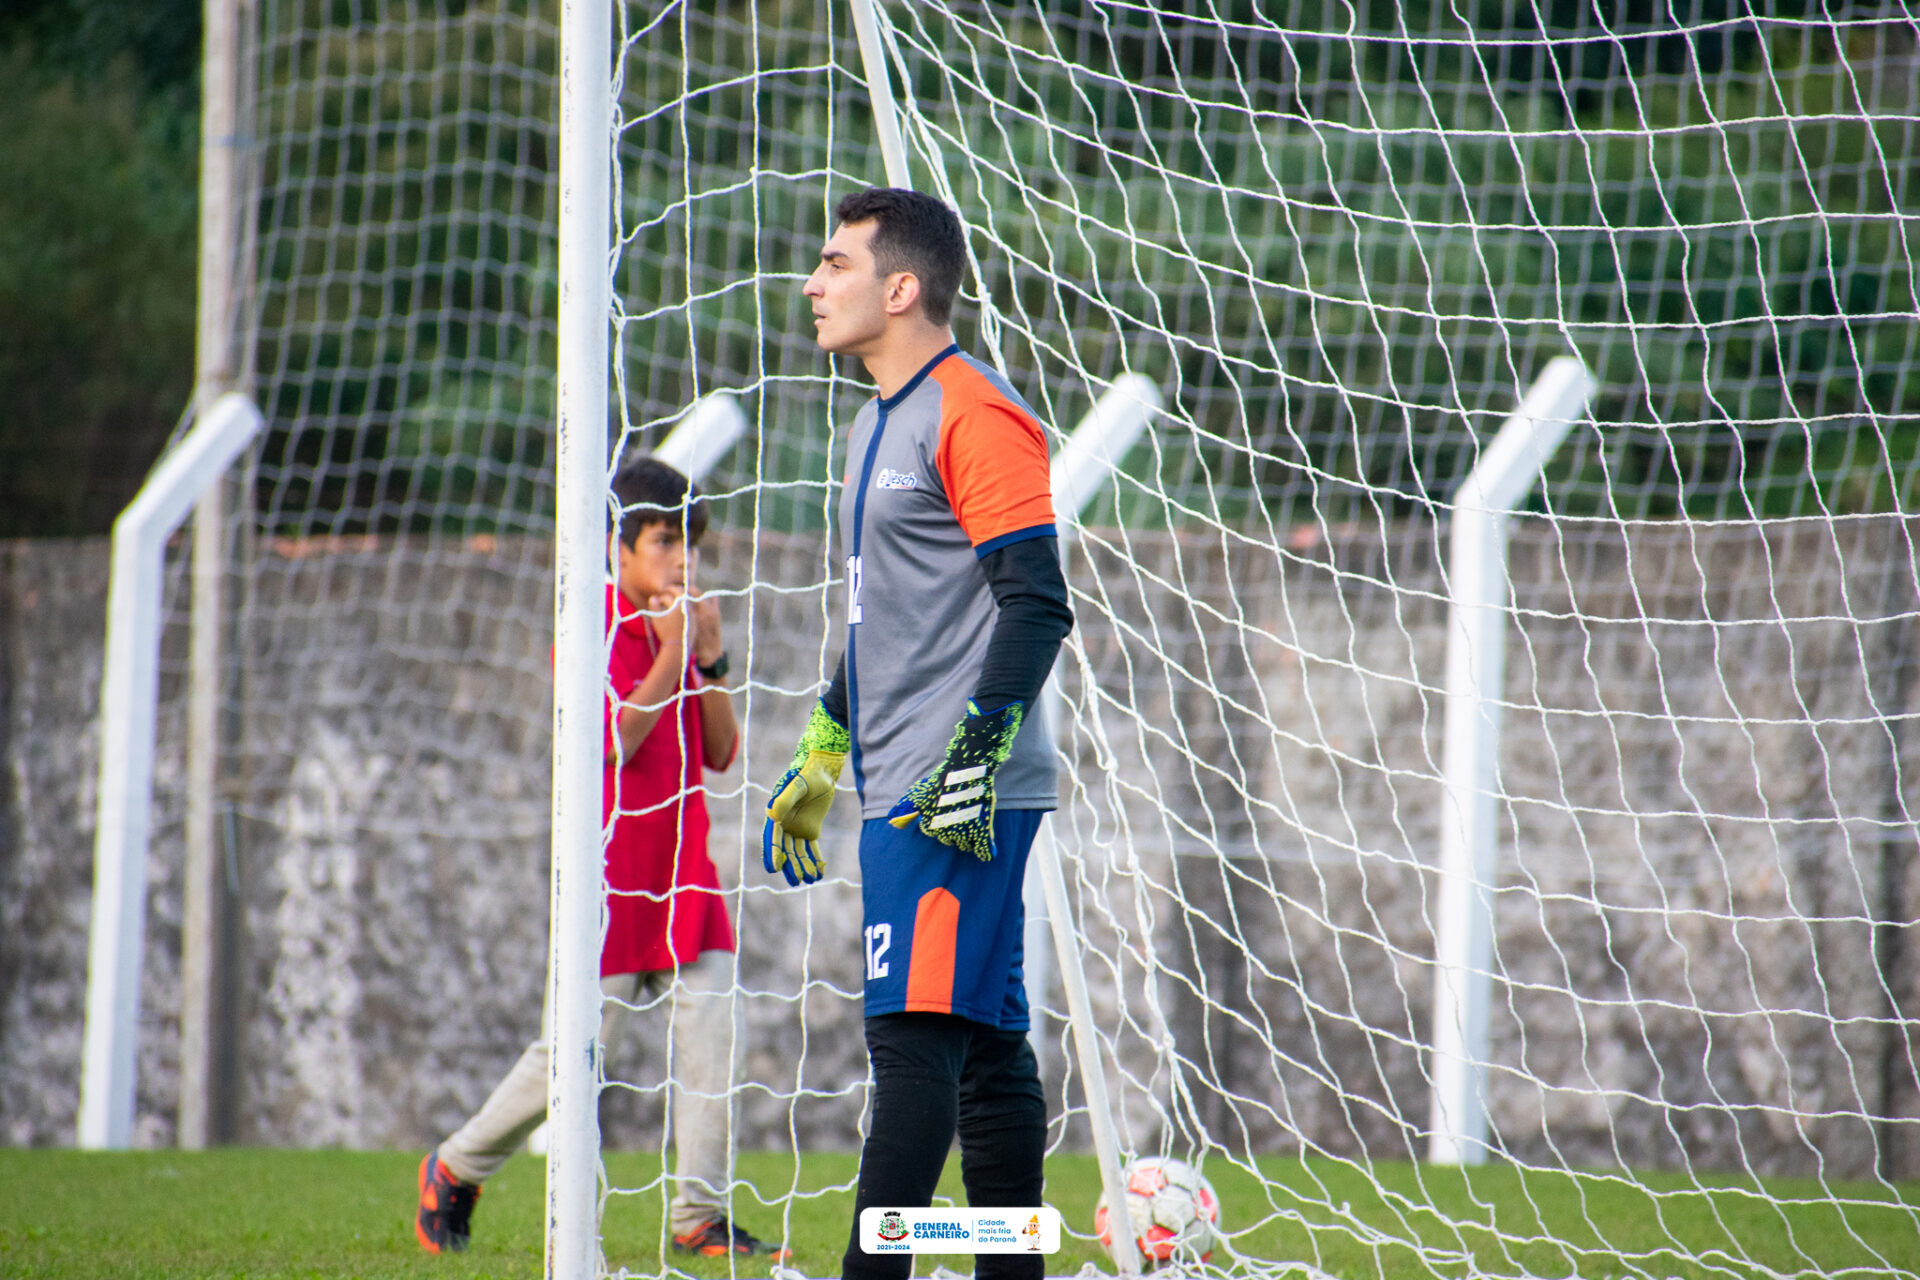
905,887,960,1014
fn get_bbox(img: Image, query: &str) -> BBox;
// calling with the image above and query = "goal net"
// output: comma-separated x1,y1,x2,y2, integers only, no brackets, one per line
132,0,1920,1275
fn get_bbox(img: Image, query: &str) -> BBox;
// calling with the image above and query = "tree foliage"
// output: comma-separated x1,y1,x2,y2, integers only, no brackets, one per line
3,1,1913,535
0,36,197,538
891,0,1919,524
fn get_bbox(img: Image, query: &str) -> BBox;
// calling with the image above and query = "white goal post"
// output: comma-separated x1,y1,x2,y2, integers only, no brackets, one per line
546,0,614,1268
79,392,264,1150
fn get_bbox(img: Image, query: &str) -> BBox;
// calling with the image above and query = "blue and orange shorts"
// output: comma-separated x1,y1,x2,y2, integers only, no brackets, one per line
856,808,1045,1031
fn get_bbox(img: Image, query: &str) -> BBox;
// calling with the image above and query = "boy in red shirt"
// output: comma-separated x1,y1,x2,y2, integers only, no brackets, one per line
415,457,785,1260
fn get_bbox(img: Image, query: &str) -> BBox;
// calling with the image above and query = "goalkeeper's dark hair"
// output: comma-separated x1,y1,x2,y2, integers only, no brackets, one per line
834,187,966,326
611,455,707,548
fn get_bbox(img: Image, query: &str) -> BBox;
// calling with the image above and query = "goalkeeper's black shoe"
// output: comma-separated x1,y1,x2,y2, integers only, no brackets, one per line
416,1151,481,1253
672,1216,793,1261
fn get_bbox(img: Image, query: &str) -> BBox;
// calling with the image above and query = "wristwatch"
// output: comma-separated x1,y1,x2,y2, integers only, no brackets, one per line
696,651,730,681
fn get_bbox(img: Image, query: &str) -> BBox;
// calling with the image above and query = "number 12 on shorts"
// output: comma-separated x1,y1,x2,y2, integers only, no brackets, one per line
865,922,891,980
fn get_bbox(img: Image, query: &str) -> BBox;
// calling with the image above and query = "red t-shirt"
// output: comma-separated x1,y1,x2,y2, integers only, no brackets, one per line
601,585,735,975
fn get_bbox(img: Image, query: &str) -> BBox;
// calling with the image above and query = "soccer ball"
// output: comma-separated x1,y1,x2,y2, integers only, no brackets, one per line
1093,1155,1222,1267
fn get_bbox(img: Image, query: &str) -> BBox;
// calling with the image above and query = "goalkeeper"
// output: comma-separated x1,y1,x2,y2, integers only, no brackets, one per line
414,458,786,1262
766,187,1074,1280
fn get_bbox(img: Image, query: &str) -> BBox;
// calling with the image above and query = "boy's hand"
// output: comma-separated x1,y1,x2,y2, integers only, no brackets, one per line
763,701,850,886
690,595,724,670
646,589,689,652
886,700,1025,862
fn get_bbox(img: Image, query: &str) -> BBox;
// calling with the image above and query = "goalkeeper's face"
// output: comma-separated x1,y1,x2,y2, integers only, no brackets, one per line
803,220,892,357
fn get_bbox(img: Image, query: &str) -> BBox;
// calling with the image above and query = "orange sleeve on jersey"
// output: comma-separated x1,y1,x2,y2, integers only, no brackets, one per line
932,367,1056,548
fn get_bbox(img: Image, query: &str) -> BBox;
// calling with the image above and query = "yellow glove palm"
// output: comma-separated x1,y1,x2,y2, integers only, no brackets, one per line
763,701,850,886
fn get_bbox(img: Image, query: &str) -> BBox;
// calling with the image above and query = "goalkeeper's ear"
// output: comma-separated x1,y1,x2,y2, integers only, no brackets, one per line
882,268,925,321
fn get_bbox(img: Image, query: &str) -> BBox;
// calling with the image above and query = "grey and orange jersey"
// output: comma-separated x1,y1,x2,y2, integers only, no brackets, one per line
837,344,1060,817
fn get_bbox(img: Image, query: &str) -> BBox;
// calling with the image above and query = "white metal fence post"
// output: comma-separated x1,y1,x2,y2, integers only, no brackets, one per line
79,393,264,1150
1428,356,1595,1165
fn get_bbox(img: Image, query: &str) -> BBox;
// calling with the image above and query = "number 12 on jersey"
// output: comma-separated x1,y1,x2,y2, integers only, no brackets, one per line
864,922,890,980
847,554,863,625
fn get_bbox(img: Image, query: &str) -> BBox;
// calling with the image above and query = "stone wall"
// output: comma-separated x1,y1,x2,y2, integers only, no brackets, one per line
1,522,1915,1178
1050,518,1920,1178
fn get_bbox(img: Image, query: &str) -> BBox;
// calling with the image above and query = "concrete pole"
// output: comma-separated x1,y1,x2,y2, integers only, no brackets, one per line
180,0,251,1151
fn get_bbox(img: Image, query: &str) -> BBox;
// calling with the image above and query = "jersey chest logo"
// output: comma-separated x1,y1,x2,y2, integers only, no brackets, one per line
875,468,919,491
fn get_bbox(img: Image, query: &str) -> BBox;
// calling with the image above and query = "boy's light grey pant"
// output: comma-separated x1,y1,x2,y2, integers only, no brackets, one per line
436,949,742,1233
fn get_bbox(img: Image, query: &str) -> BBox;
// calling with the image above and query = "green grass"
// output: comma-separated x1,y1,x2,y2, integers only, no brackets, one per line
1,1148,1916,1279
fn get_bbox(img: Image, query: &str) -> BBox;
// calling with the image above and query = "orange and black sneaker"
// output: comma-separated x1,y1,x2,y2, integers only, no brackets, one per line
415,1151,481,1253
672,1216,793,1261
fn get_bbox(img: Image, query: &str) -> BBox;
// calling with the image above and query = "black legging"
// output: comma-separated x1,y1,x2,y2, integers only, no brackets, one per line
841,1011,1047,1280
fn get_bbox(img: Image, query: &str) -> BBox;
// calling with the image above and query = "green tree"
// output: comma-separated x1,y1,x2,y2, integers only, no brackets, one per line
0,48,197,537
0,0,201,94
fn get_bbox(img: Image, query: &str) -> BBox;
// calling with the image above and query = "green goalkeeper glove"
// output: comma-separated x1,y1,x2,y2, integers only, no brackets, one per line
886,699,1026,862
762,700,850,886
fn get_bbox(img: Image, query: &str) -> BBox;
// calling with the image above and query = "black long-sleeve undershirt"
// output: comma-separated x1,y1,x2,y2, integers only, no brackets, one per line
973,534,1075,708
822,651,850,725
818,535,1074,723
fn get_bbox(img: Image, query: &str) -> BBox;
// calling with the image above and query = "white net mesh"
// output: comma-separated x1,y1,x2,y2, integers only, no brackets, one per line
202,0,1920,1275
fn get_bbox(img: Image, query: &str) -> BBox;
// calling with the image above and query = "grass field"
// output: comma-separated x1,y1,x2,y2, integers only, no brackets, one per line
2,1148,1916,1279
